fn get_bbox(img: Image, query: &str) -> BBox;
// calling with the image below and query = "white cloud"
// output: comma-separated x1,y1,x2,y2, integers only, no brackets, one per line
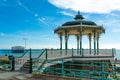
17,0,34,15
17,0,39,18
59,11,74,17
48,0,120,14
38,17,50,26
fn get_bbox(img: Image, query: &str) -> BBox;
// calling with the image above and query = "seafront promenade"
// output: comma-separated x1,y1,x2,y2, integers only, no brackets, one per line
0,71,32,80
0,71,91,80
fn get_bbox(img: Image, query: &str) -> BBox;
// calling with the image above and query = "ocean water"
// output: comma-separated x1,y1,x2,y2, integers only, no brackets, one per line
0,49,43,57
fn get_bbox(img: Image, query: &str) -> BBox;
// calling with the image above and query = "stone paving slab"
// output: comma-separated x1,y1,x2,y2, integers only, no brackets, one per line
0,71,32,80
0,71,92,80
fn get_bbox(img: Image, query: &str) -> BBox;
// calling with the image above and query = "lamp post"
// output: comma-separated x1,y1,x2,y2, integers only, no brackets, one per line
23,38,28,49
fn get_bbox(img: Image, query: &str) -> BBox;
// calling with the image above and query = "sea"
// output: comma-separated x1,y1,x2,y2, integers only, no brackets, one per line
0,49,43,57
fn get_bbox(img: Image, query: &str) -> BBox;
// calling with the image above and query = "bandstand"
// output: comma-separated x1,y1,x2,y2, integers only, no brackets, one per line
54,11,105,55
0,12,117,80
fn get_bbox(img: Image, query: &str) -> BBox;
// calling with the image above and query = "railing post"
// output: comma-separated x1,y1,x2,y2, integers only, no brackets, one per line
101,62,105,80
61,59,64,76
112,48,115,56
82,48,84,57
11,56,15,71
80,70,83,78
72,48,73,57
29,48,32,73
46,48,48,61
60,48,62,56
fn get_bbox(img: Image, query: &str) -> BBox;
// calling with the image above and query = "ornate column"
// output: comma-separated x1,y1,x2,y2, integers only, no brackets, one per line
88,33,92,54
65,30,68,50
79,26,82,55
97,33,99,55
93,29,96,55
59,33,62,50
75,34,79,53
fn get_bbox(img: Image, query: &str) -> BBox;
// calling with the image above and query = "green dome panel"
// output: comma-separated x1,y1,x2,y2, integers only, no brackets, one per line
62,21,96,26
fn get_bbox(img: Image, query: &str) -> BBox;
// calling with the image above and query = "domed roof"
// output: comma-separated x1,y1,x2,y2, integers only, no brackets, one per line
62,11,96,26
62,20,96,26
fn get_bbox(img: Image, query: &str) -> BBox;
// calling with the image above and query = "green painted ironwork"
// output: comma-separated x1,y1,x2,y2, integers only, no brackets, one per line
65,30,68,50
97,37,99,55
79,21,82,55
102,62,105,80
11,56,15,71
38,60,119,80
61,59,64,76
46,49,48,61
29,48,32,73
112,48,115,56
89,33,92,54
59,33,62,50
72,48,73,57
19,49,29,57
31,49,47,73
94,29,96,55
82,48,84,57
60,41,62,50
28,48,116,79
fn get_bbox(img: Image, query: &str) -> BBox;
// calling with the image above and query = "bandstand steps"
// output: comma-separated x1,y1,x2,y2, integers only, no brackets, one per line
20,60,30,72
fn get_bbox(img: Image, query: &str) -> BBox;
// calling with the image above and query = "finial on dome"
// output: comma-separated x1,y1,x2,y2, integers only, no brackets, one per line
74,11,84,21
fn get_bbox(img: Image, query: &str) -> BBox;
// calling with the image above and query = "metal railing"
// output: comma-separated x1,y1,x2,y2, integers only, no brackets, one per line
45,48,115,60
32,49,47,73
31,48,116,79
42,60,119,80
0,48,116,76
15,50,30,70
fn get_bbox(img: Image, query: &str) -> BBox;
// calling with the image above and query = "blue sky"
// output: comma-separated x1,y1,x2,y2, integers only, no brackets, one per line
0,0,120,49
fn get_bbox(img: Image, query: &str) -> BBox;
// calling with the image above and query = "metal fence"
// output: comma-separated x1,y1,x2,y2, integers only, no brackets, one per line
42,60,119,80
0,48,117,80
31,48,117,80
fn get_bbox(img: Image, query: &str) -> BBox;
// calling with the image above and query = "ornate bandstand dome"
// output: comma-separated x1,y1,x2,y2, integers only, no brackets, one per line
62,11,96,26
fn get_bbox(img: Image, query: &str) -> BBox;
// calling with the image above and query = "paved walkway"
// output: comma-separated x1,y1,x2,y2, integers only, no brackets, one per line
0,70,32,80
0,70,93,80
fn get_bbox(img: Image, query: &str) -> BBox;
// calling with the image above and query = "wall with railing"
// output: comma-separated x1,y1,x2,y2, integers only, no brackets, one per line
42,60,119,80
32,48,116,74
47,49,72,60
46,49,115,60
0,48,116,72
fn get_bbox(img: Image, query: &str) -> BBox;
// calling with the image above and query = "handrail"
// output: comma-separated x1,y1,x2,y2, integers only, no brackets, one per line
37,49,46,58
32,49,47,73
17,49,29,58
37,60,46,72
